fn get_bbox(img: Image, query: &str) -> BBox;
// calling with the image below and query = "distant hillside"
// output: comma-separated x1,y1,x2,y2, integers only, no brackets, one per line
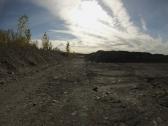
86,50,168,63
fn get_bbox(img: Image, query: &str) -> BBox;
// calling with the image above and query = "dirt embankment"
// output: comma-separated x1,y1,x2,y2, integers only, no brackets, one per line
0,44,65,83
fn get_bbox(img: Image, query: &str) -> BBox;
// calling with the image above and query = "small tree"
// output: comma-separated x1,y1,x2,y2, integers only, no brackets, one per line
25,29,31,43
42,32,52,50
66,41,70,53
17,15,31,43
18,15,28,36
48,41,53,50
7,29,17,42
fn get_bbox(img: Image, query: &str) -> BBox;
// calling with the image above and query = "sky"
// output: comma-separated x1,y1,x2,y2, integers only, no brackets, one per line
0,0,168,54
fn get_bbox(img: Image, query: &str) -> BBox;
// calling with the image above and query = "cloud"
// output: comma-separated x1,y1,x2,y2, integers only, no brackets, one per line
48,29,73,36
140,16,147,31
30,0,168,54
102,0,139,34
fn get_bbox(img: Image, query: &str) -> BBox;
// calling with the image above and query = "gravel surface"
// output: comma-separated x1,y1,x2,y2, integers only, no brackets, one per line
0,56,168,126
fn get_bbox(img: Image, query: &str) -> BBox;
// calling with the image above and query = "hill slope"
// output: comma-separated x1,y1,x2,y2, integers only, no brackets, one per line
0,43,64,80
86,50,168,63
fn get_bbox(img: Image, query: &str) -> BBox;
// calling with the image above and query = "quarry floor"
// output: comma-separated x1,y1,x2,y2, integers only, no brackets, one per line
0,56,168,126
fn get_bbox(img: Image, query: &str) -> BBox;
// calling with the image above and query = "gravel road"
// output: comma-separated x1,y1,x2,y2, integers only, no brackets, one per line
0,56,168,126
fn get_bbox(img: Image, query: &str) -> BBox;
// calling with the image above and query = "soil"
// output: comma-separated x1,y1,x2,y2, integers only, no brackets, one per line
0,56,168,126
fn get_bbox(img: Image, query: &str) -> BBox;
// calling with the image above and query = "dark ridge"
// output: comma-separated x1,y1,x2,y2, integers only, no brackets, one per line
86,50,168,63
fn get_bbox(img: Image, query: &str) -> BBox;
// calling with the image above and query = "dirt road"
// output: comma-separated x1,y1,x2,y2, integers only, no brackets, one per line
0,57,168,126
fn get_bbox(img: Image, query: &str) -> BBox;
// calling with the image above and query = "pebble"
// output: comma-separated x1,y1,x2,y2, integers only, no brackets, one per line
53,76,59,80
92,87,98,92
52,99,60,104
95,96,101,100
8,71,14,75
104,116,109,120
0,80,5,85
82,106,88,110
153,120,158,126
64,91,68,94
71,111,77,116
156,117,162,123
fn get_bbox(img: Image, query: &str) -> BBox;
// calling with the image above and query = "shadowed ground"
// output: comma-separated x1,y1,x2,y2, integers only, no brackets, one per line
0,56,168,126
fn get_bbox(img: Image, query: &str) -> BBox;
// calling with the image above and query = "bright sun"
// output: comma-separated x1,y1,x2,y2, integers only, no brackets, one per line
71,0,110,32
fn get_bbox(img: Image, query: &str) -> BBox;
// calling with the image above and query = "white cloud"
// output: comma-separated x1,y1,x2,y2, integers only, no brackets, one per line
48,29,73,35
31,0,168,54
102,0,139,34
140,17,147,31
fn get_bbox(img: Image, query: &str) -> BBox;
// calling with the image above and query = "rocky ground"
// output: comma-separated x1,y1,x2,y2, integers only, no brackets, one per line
0,56,168,126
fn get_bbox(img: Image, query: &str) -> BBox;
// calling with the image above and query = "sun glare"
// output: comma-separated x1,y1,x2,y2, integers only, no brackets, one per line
71,0,110,33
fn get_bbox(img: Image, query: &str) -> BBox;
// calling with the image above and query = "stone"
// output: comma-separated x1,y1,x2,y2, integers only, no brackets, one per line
53,76,59,80
95,96,101,100
71,111,77,116
92,87,98,92
7,71,14,75
104,116,109,120
0,80,5,85
64,91,68,94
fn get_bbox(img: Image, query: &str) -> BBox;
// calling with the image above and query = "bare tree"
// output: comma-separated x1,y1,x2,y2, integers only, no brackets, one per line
17,15,31,43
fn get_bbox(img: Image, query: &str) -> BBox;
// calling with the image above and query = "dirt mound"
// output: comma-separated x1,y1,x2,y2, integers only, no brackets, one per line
86,50,168,63
0,43,64,73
